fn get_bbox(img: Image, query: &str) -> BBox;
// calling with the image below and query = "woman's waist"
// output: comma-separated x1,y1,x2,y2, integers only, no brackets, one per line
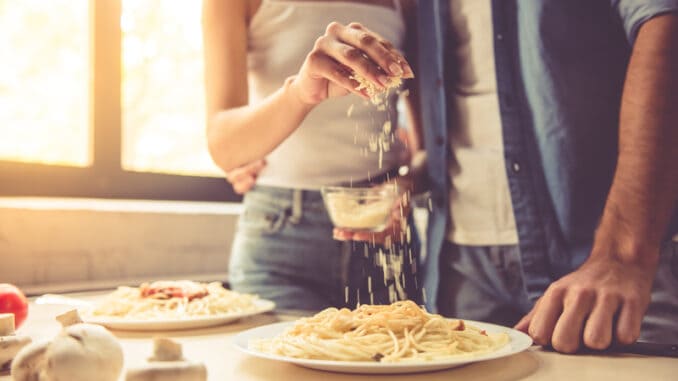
256,161,403,191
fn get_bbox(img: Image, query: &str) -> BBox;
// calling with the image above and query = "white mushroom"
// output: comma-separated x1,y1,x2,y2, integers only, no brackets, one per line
11,309,123,381
0,313,31,372
10,340,48,381
126,337,207,381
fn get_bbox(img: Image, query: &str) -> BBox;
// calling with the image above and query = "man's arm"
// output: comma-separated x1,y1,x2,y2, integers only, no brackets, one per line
516,13,678,353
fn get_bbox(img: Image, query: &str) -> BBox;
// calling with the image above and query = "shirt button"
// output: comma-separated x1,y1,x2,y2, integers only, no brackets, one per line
436,77,443,88
512,162,521,173
435,135,445,146
496,33,504,41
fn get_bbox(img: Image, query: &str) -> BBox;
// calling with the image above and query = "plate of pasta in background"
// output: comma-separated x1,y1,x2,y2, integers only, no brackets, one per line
80,280,275,331
233,300,532,374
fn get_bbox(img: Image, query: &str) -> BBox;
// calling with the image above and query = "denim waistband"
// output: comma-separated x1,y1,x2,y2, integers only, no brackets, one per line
249,165,402,224
247,185,324,225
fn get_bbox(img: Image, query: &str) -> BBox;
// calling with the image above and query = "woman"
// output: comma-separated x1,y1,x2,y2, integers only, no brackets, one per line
202,0,421,310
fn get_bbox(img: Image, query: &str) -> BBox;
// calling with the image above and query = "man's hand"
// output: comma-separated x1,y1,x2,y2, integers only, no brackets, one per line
515,254,657,353
516,13,678,355
225,159,266,194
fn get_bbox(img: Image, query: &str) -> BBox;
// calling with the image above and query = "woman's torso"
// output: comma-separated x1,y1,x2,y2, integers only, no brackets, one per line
246,0,408,190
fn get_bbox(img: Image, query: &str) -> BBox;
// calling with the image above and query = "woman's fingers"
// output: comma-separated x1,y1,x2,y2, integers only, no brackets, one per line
317,36,387,90
225,159,266,194
337,22,413,78
296,22,411,103
333,228,355,241
305,50,368,99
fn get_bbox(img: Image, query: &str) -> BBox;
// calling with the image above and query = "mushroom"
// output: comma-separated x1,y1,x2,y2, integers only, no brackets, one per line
12,309,123,381
126,337,207,381
0,313,31,372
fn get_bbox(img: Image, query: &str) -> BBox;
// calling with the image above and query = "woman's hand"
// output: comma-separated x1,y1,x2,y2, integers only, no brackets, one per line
290,22,414,105
225,159,266,194
333,177,414,246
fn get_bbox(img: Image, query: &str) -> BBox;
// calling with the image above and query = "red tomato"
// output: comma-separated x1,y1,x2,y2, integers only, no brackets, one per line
0,284,29,329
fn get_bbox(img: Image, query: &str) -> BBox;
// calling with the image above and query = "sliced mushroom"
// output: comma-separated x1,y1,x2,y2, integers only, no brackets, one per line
0,313,15,336
12,309,123,381
149,337,183,362
54,309,82,327
0,313,31,372
126,337,207,381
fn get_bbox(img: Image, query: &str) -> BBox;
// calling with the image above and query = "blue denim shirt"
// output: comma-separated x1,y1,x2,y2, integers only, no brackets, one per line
417,0,678,310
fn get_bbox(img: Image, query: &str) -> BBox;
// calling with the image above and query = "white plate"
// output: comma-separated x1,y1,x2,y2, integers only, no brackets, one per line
81,299,275,331
233,319,532,374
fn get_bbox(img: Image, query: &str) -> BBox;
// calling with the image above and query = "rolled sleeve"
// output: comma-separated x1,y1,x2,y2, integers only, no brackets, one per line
611,0,678,44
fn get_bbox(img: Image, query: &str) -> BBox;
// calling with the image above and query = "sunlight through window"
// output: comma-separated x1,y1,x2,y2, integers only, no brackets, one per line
0,0,89,166
121,0,220,177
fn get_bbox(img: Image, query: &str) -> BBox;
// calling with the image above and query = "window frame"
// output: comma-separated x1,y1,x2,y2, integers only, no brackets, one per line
0,0,238,202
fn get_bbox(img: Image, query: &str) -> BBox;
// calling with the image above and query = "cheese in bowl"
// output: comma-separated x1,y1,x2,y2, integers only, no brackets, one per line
321,185,400,232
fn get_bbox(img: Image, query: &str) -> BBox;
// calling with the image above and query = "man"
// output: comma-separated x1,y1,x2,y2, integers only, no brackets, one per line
417,0,678,353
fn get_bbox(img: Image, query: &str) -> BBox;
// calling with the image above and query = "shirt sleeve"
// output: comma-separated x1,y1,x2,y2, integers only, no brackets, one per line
611,0,678,44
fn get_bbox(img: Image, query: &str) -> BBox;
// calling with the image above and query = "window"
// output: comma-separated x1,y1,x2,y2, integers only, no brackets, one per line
0,0,235,201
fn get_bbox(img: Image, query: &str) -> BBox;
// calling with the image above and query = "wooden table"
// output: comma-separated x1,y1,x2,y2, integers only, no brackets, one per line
2,294,676,381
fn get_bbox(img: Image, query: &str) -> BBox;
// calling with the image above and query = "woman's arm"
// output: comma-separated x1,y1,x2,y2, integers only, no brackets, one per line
202,0,413,172
202,0,312,173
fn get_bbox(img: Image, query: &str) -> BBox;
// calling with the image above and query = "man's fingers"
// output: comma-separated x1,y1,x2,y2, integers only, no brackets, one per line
551,288,596,353
515,304,537,333
528,288,564,346
615,294,644,345
583,292,621,350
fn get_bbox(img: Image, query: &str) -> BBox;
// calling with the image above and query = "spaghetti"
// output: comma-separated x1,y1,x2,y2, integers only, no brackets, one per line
253,300,508,362
88,281,259,320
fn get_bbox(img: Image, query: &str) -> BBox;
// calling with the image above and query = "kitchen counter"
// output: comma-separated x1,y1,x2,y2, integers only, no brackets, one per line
2,294,676,381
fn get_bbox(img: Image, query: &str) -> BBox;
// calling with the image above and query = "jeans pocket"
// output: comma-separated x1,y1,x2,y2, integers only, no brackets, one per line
238,204,289,235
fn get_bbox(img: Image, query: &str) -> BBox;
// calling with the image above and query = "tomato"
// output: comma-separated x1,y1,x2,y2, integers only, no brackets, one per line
0,284,29,329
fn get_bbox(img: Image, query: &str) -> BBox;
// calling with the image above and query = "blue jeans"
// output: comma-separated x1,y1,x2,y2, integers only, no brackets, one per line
228,185,422,311
437,241,678,342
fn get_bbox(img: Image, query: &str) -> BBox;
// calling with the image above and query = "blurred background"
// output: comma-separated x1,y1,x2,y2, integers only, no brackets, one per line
1,0,219,179
0,0,239,294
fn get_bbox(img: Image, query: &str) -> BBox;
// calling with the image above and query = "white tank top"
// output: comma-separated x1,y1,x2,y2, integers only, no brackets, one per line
247,0,408,190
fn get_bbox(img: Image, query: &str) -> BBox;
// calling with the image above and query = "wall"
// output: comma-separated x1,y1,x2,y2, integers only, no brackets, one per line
0,198,242,294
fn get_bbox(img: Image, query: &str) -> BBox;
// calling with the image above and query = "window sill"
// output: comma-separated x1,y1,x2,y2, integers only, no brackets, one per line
0,197,242,294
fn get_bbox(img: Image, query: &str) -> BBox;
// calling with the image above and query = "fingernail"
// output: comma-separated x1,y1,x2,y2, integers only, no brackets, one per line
389,63,403,76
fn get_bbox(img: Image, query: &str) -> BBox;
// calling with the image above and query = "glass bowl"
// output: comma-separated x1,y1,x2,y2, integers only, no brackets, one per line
320,185,400,232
